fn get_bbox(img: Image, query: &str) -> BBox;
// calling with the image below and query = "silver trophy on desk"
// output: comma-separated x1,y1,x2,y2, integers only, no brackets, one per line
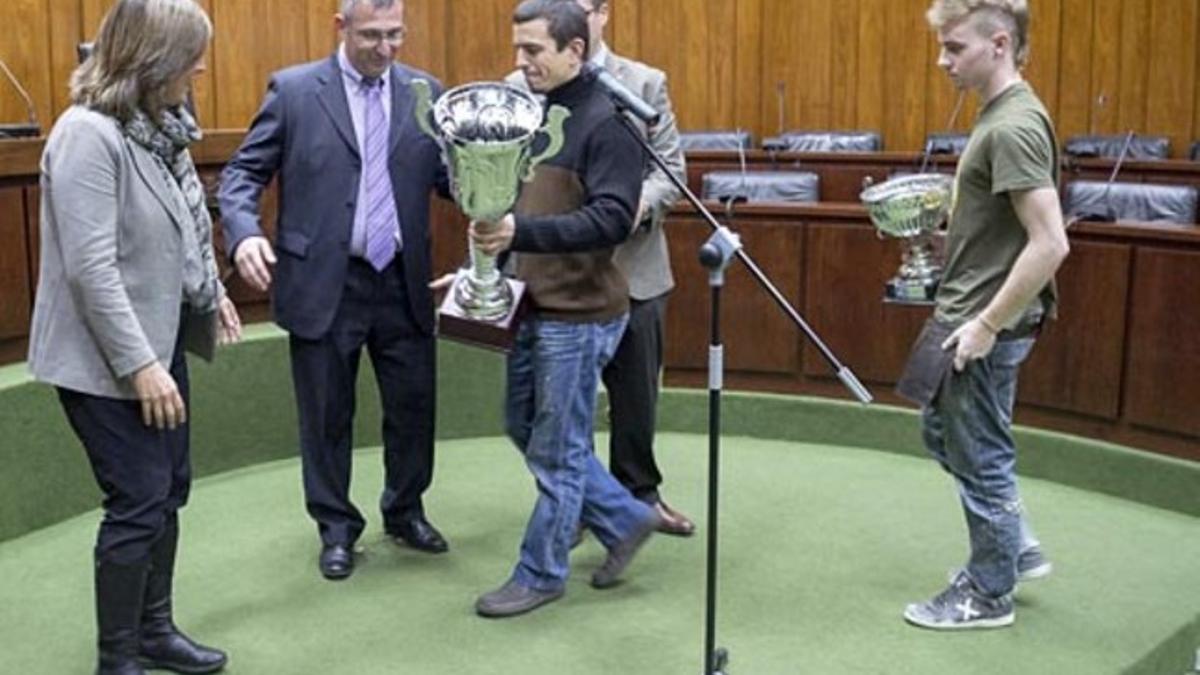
860,173,954,304
413,80,569,350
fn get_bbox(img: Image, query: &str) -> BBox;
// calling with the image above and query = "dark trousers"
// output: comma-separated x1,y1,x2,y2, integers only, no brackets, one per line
601,293,668,502
58,332,190,565
289,257,436,547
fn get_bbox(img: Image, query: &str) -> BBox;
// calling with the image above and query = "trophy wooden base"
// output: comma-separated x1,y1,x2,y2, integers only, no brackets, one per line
437,275,529,353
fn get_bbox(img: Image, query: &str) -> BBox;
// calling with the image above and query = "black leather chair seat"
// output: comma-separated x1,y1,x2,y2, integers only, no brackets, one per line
701,171,820,203
1064,180,1197,224
1064,134,1170,160
762,130,882,153
679,130,753,152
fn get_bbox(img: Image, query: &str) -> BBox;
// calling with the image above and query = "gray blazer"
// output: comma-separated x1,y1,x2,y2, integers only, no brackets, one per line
506,50,685,300
28,105,219,400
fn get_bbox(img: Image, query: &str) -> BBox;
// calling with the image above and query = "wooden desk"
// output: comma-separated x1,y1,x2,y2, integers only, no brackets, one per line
660,200,1200,461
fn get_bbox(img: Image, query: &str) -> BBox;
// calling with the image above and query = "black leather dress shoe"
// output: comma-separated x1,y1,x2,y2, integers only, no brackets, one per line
319,544,354,580
388,517,449,554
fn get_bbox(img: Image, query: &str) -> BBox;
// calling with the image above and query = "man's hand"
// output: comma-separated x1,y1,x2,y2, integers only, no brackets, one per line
233,236,276,292
469,215,515,257
941,317,997,372
131,362,186,430
217,296,242,346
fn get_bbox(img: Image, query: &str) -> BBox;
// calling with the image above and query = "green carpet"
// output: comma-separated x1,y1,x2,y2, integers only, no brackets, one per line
1,433,1196,674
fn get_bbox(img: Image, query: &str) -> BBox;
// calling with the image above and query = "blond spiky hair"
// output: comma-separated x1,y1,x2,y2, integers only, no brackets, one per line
927,0,1030,67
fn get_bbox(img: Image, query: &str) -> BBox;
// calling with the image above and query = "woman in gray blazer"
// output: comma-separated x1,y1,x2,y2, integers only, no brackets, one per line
28,1,239,673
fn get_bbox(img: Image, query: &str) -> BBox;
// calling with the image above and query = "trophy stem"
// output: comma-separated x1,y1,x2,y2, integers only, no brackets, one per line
453,224,513,321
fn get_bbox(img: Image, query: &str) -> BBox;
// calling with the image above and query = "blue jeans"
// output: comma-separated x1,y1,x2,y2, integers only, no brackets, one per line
922,337,1040,598
504,315,654,592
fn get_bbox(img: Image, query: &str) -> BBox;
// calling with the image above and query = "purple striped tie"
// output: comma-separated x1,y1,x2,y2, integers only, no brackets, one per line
362,78,399,272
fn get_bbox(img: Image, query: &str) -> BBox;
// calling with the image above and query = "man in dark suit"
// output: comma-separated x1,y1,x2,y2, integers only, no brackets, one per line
219,0,449,580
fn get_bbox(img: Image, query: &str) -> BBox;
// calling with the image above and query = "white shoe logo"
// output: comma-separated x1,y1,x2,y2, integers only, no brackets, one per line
955,597,981,622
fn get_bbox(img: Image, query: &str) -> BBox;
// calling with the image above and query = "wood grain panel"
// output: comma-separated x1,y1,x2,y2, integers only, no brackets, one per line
0,0,53,133
1145,0,1198,158
211,0,311,129
855,0,887,136
637,0,719,131
1115,0,1150,135
1124,246,1200,438
763,1,833,132
1086,0,1121,135
1023,0,1062,123
664,213,802,375
306,0,339,62
25,185,41,295
802,223,930,383
1018,240,1130,419
1056,0,1094,141
608,0,640,56
732,0,763,136
447,0,513,84
0,187,31,340
46,0,84,121
883,0,930,152
401,0,447,78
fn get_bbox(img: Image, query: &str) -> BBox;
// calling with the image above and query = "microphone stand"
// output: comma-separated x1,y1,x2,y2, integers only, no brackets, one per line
610,108,873,675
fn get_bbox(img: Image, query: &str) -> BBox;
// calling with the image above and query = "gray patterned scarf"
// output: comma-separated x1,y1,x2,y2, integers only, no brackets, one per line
122,105,220,314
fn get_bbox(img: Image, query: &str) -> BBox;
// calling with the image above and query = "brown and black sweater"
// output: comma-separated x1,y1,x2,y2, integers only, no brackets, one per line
511,70,645,322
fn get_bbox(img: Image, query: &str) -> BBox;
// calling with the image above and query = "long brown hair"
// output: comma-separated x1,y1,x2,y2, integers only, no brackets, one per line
70,0,212,121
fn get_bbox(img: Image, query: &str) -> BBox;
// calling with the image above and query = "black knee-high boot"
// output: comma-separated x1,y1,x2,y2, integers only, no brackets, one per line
138,520,228,674
95,555,150,675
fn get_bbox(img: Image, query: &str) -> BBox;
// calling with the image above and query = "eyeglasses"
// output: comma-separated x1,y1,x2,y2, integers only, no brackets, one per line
354,27,406,47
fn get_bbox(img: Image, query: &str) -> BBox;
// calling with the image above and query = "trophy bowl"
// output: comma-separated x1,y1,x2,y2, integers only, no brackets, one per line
860,173,954,304
414,80,570,350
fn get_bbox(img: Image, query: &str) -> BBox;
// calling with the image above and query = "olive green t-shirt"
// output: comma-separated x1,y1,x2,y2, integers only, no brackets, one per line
935,81,1060,329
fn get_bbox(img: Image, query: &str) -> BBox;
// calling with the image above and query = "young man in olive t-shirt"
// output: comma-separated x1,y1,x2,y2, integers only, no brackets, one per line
900,0,1070,630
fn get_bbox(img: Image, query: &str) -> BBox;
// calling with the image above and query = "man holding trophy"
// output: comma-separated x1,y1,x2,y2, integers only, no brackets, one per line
897,0,1070,630
461,0,661,618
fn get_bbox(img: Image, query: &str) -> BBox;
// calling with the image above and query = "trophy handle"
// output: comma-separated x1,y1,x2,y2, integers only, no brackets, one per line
523,104,571,181
411,78,439,142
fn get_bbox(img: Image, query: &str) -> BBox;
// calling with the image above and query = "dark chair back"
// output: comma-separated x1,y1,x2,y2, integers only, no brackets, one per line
1064,180,1197,224
1063,134,1170,160
679,130,753,152
762,130,882,153
924,132,970,155
701,171,821,204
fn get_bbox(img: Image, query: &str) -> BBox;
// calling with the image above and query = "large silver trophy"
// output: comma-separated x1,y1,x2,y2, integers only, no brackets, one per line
413,80,569,351
860,173,954,304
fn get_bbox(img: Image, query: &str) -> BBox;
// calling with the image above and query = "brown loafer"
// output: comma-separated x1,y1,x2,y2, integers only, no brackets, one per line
654,500,695,537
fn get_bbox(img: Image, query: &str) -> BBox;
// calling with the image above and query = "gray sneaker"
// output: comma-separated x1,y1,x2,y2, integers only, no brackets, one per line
590,510,662,589
904,573,1015,630
475,579,564,618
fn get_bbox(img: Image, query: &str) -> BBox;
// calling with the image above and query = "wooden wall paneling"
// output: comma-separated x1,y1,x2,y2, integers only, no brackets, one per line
189,0,217,128
1123,246,1200,438
46,0,84,123
1018,240,1129,419
1114,0,1150,138
704,0,738,132
0,1,53,134
401,0,448,79
0,187,32,340
1055,0,1095,141
732,0,763,137
637,0,717,132
663,215,713,369
1085,0,1121,136
609,0,641,61
1196,1,1200,147
447,0,514,85
306,0,339,63
855,0,887,137
1024,0,1062,123
1144,0,1198,158
882,0,930,152
24,186,40,297
801,222,929,383
211,0,311,129
761,1,833,133
81,0,115,37
829,0,861,131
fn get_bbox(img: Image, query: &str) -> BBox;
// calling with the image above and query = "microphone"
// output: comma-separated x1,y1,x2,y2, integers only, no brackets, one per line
587,63,660,126
0,58,40,138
